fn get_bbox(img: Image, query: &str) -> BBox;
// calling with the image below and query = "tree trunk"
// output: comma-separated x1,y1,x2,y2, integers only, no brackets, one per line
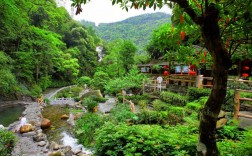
197,4,232,156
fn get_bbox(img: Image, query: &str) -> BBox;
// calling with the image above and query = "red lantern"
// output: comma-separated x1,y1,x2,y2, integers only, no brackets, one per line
164,71,169,75
242,73,249,77
180,31,186,40
243,66,250,71
189,64,197,70
189,71,196,76
164,65,168,69
178,41,181,45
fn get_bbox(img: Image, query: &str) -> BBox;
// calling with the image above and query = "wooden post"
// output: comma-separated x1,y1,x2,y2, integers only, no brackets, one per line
234,90,240,120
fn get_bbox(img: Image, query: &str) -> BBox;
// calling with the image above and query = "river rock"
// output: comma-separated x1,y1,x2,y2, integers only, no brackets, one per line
21,131,36,137
38,141,46,147
74,112,83,120
61,114,69,120
50,141,60,150
41,118,51,129
216,118,228,129
33,133,46,142
49,151,62,156
73,147,82,155
0,124,5,129
20,124,33,133
63,146,73,156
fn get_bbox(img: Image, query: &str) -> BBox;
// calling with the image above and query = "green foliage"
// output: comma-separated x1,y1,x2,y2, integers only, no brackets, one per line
153,99,170,111
218,130,252,156
94,122,197,156
187,87,211,102
81,97,98,112
161,91,188,106
227,81,251,90
186,101,202,111
0,129,17,155
91,71,110,92
77,76,91,86
137,100,148,110
55,86,83,98
108,104,137,124
30,85,43,98
75,113,104,147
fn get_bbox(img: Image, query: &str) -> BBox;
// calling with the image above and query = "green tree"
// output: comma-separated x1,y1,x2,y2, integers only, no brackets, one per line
72,0,252,155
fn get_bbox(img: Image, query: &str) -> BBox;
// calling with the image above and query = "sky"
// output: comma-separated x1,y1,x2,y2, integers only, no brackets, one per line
60,0,172,26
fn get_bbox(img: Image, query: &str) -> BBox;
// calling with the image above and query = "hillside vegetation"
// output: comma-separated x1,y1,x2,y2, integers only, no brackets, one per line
81,12,171,53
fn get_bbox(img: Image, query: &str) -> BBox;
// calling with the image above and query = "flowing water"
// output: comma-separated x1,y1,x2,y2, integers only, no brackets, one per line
42,105,92,154
0,105,25,127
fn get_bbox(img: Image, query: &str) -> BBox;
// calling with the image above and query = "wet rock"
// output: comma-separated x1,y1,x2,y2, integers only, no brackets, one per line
21,131,36,137
41,118,51,129
63,146,74,156
38,141,46,147
73,147,82,155
61,114,69,120
20,124,33,133
216,118,228,129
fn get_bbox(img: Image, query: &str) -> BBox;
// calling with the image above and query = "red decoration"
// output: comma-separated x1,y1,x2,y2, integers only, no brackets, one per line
178,41,181,45
242,73,249,77
163,65,168,69
243,66,250,71
180,31,186,40
189,64,197,70
164,71,169,75
189,71,196,76
204,51,207,57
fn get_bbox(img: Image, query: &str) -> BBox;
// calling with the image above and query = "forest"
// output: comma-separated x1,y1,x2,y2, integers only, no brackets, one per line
0,0,252,156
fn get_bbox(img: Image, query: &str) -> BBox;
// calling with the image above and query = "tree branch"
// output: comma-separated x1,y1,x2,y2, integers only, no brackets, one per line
173,0,203,25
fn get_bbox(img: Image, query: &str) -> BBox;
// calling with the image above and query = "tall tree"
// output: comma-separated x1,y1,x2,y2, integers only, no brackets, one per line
71,0,252,155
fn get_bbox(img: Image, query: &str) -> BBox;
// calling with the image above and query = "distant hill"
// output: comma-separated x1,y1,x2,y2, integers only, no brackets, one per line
80,12,171,53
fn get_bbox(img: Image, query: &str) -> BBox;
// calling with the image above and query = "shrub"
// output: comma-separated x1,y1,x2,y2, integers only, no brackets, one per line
0,129,17,155
153,99,170,111
94,122,197,156
161,91,187,106
29,85,42,98
75,113,104,147
137,100,148,110
218,130,252,156
187,87,211,102
77,76,91,86
81,97,98,112
108,104,137,124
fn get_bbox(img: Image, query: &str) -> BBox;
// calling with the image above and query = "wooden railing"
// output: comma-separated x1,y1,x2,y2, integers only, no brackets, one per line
234,89,252,120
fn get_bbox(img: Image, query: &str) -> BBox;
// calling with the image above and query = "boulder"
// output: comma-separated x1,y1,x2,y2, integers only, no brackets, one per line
41,118,51,129
21,131,36,137
61,114,69,120
216,118,228,129
20,124,33,133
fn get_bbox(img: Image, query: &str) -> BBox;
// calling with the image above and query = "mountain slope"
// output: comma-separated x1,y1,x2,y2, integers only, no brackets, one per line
80,12,171,53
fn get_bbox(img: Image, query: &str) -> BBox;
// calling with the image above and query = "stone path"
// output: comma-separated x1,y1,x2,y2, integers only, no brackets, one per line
10,102,49,156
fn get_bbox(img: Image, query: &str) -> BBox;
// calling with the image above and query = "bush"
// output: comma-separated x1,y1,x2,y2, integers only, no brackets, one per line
29,85,42,98
187,87,211,102
137,100,148,110
94,122,197,156
77,76,91,86
81,97,98,112
0,129,17,155
218,130,252,156
153,99,170,111
161,91,187,106
108,104,137,124
75,113,104,147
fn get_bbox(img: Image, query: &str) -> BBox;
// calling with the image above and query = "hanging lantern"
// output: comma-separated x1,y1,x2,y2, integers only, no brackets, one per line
242,73,249,78
164,71,169,75
204,51,207,57
164,65,168,69
243,66,250,71
189,64,197,70
180,31,186,40
189,71,196,76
